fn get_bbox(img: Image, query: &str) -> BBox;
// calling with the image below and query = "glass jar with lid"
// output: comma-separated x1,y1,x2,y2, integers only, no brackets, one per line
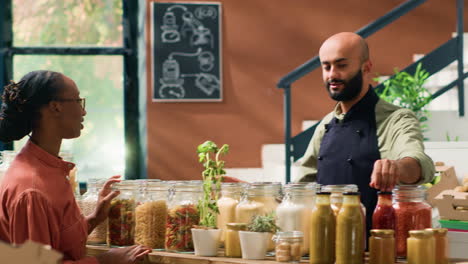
393,185,432,258
165,181,202,252
134,181,169,249
407,230,435,264
276,183,316,256
217,183,245,243
369,229,395,264
235,182,281,223
0,150,17,184
272,231,303,263
310,192,335,264
225,223,247,257
107,180,138,246
426,228,449,264
81,178,107,244
372,191,395,230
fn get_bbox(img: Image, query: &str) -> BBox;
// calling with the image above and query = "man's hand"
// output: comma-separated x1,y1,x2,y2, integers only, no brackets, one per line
370,159,400,192
370,157,422,191
87,175,121,232
95,245,152,264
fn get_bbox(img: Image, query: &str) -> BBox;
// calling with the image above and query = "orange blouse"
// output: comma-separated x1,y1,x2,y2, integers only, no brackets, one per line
0,140,98,264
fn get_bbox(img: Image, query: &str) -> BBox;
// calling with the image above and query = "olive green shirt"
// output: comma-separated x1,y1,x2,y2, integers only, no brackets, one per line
298,97,435,184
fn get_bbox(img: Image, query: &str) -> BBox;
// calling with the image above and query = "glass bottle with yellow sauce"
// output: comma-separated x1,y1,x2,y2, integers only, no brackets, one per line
217,183,244,245
309,192,335,264
225,223,247,257
426,228,449,264
369,229,395,264
336,192,364,264
407,230,435,264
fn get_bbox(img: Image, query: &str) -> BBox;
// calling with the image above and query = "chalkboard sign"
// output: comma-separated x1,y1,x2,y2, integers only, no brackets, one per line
151,2,222,102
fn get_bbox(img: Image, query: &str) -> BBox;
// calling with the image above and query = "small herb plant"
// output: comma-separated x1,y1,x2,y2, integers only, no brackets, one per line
197,140,229,228
375,62,433,135
247,213,280,233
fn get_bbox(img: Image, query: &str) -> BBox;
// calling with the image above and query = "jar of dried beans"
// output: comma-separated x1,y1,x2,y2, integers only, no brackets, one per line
107,181,138,246
165,181,202,252
135,181,169,249
393,185,432,258
81,178,107,244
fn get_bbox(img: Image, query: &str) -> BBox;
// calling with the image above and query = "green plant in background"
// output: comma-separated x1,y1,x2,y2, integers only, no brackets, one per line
197,140,229,228
247,213,280,233
375,62,433,135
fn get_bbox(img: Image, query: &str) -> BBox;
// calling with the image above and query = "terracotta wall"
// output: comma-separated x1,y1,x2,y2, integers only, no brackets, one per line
146,0,468,180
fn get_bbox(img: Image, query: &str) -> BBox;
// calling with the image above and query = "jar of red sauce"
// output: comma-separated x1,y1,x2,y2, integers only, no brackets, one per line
372,191,395,230
393,185,431,258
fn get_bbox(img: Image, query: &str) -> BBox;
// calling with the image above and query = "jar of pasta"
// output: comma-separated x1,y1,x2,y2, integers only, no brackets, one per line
165,181,202,252
276,183,316,256
135,181,169,249
107,180,138,246
81,178,107,244
393,185,432,258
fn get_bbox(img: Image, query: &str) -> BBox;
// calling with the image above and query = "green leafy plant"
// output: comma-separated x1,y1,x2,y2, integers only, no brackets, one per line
445,131,459,142
247,213,280,233
375,62,433,134
196,140,229,228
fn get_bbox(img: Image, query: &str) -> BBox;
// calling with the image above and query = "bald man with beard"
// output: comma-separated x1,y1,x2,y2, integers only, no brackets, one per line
298,32,435,234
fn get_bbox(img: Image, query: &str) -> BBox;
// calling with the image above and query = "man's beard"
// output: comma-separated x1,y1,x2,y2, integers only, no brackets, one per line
326,70,363,101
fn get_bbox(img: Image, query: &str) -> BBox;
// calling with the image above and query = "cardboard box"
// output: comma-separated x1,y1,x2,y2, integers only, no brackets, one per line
435,190,468,221
427,165,459,207
0,240,62,264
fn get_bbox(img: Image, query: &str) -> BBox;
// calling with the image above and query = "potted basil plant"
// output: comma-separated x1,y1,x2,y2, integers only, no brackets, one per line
191,140,229,256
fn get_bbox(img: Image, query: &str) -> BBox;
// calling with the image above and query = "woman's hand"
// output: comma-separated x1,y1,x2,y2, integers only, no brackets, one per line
95,245,152,264
87,175,121,232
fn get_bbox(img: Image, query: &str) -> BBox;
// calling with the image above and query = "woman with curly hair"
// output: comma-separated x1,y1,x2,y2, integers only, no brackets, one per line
0,70,150,264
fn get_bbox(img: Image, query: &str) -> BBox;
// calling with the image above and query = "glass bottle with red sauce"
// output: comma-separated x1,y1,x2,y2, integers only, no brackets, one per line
372,191,395,230
393,185,432,258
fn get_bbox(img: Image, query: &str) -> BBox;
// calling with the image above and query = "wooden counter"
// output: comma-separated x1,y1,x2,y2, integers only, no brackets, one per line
86,245,468,264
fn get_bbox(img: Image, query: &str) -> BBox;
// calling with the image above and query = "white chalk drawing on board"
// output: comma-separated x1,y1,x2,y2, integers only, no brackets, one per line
181,73,220,96
194,6,218,20
159,48,215,99
160,5,215,48
198,51,215,72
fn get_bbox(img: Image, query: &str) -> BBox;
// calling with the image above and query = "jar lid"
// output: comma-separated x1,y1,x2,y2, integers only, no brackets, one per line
343,191,360,196
409,230,433,237
316,191,331,195
425,228,448,235
272,231,304,241
377,191,393,195
226,223,248,230
370,229,394,236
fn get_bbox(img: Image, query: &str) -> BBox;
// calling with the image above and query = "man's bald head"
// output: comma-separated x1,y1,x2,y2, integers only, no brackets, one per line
319,32,369,63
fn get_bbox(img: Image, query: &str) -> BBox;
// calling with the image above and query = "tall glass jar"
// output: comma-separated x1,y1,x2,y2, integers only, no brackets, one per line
309,192,335,264
107,181,138,246
321,184,359,216
369,229,395,264
225,223,247,257
0,150,17,184
393,185,432,258
135,181,169,249
217,183,244,244
407,230,435,264
426,228,449,264
276,183,316,256
235,182,281,223
80,178,107,244
165,181,202,252
372,191,395,230
336,192,364,264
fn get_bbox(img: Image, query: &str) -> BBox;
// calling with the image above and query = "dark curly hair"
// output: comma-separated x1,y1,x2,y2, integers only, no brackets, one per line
0,70,64,142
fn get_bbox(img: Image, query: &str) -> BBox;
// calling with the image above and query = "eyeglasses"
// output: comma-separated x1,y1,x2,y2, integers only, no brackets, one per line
54,98,86,110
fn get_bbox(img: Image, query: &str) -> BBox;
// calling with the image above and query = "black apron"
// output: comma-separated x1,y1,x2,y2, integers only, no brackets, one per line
317,88,380,238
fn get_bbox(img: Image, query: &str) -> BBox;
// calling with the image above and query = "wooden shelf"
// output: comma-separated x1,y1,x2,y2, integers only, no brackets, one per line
86,245,468,264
